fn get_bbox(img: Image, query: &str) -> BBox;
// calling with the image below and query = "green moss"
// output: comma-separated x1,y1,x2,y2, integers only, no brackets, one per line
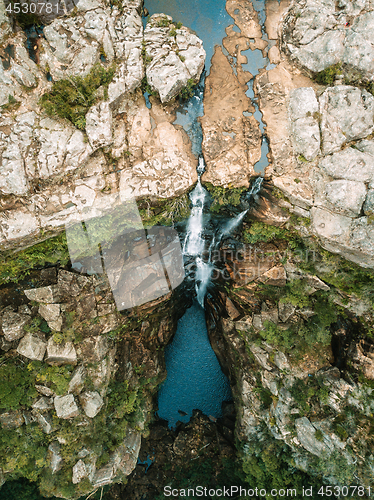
314,429,324,442
243,221,289,244
1,94,21,112
156,18,172,27
204,183,246,213
39,63,116,130
0,363,38,410
313,63,342,86
178,78,197,101
0,232,69,286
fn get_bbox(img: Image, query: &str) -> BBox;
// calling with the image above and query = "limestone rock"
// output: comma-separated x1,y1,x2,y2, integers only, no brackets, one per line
288,87,320,161
34,411,53,434
288,31,344,73
364,189,374,216
39,304,62,332
32,397,54,412
0,410,24,429
48,442,63,474
1,307,29,341
24,285,60,304
144,14,205,103
278,302,296,323
17,333,47,361
115,430,141,475
79,391,104,418
319,148,374,183
201,46,261,188
295,417,333,457
72,460,87,484
54,394,80,419
284,4,374,80
319,86,374,154
78,336,109,363
324,180,367,217
68,365,86,395
46,339,77,366
86,102,113,149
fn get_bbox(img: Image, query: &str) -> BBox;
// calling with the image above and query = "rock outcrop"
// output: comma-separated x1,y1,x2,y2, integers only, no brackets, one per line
144,14,205,103
282,0,374,78
0,266,187,498
0,0,203,252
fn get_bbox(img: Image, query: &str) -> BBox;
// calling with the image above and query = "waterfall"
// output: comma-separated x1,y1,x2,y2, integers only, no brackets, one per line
182,168,263,308
182,158,208,256
247,176,263,199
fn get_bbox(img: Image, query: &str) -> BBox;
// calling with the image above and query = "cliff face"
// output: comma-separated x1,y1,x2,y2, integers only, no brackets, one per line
0,0,204,252
0,265,190,498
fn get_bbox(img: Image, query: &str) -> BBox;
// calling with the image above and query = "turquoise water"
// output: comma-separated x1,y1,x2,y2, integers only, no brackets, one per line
157,302,232,427
145,0,232,73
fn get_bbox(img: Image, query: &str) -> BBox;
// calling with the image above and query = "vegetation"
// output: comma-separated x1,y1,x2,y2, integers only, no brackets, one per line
0,232,69,286
241,429,322,498
178,78,198,101
0,363,38,410
1,95,21,112
204,183,246,213
313,63,374,96
243,221,289,244
39,63,116,130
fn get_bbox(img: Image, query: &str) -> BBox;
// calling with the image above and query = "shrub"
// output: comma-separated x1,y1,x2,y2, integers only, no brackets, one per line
0,233,69,286
313,63,342,86
178,78,197,101
204,184,246,213
39,63,115,130
0,364,37,410
243,221,288,244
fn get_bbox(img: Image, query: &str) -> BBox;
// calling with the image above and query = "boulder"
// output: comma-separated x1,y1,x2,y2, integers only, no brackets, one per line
24,285,60,304
278,302,296,323
319,148,374,184
0,410,24,429
34,411,53,434
32,397,54,412
17,333,47,361
72,460,88,484
364,189,374,216
144,14,205,103
1,307,29,341
79,391,104,418
48,442,63,474
54,394,80,419
39,304,62,332
319,86,374,154
289,87,320,161
68,365,86,395
324,180,367,217
46,338,77,366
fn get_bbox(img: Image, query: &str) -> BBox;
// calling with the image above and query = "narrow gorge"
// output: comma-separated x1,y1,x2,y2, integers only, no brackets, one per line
1,0,374,499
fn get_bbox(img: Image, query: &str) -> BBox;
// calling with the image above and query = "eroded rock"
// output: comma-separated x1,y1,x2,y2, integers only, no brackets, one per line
54,394,80,419
17,333,47,361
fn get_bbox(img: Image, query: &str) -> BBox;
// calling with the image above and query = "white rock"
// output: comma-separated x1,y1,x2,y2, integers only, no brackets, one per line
324,180,367,217
46,338,77,366
39,304,62,332
72,459,87,484
17,333,47,361
79,391,104,418
1,308,29,341
68,365,86,394
24,285,60,304
289,87,320,161
86,102,113,150
319,148,374,183
54,394,80,419
319,86,374,154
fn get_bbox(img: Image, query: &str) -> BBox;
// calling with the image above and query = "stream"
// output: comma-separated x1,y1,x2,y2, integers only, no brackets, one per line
146,0,269,427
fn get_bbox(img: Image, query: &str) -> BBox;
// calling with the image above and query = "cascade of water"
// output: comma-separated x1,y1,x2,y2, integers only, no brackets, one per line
247,176,263,199
182,158,208,256
195,257,214,308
